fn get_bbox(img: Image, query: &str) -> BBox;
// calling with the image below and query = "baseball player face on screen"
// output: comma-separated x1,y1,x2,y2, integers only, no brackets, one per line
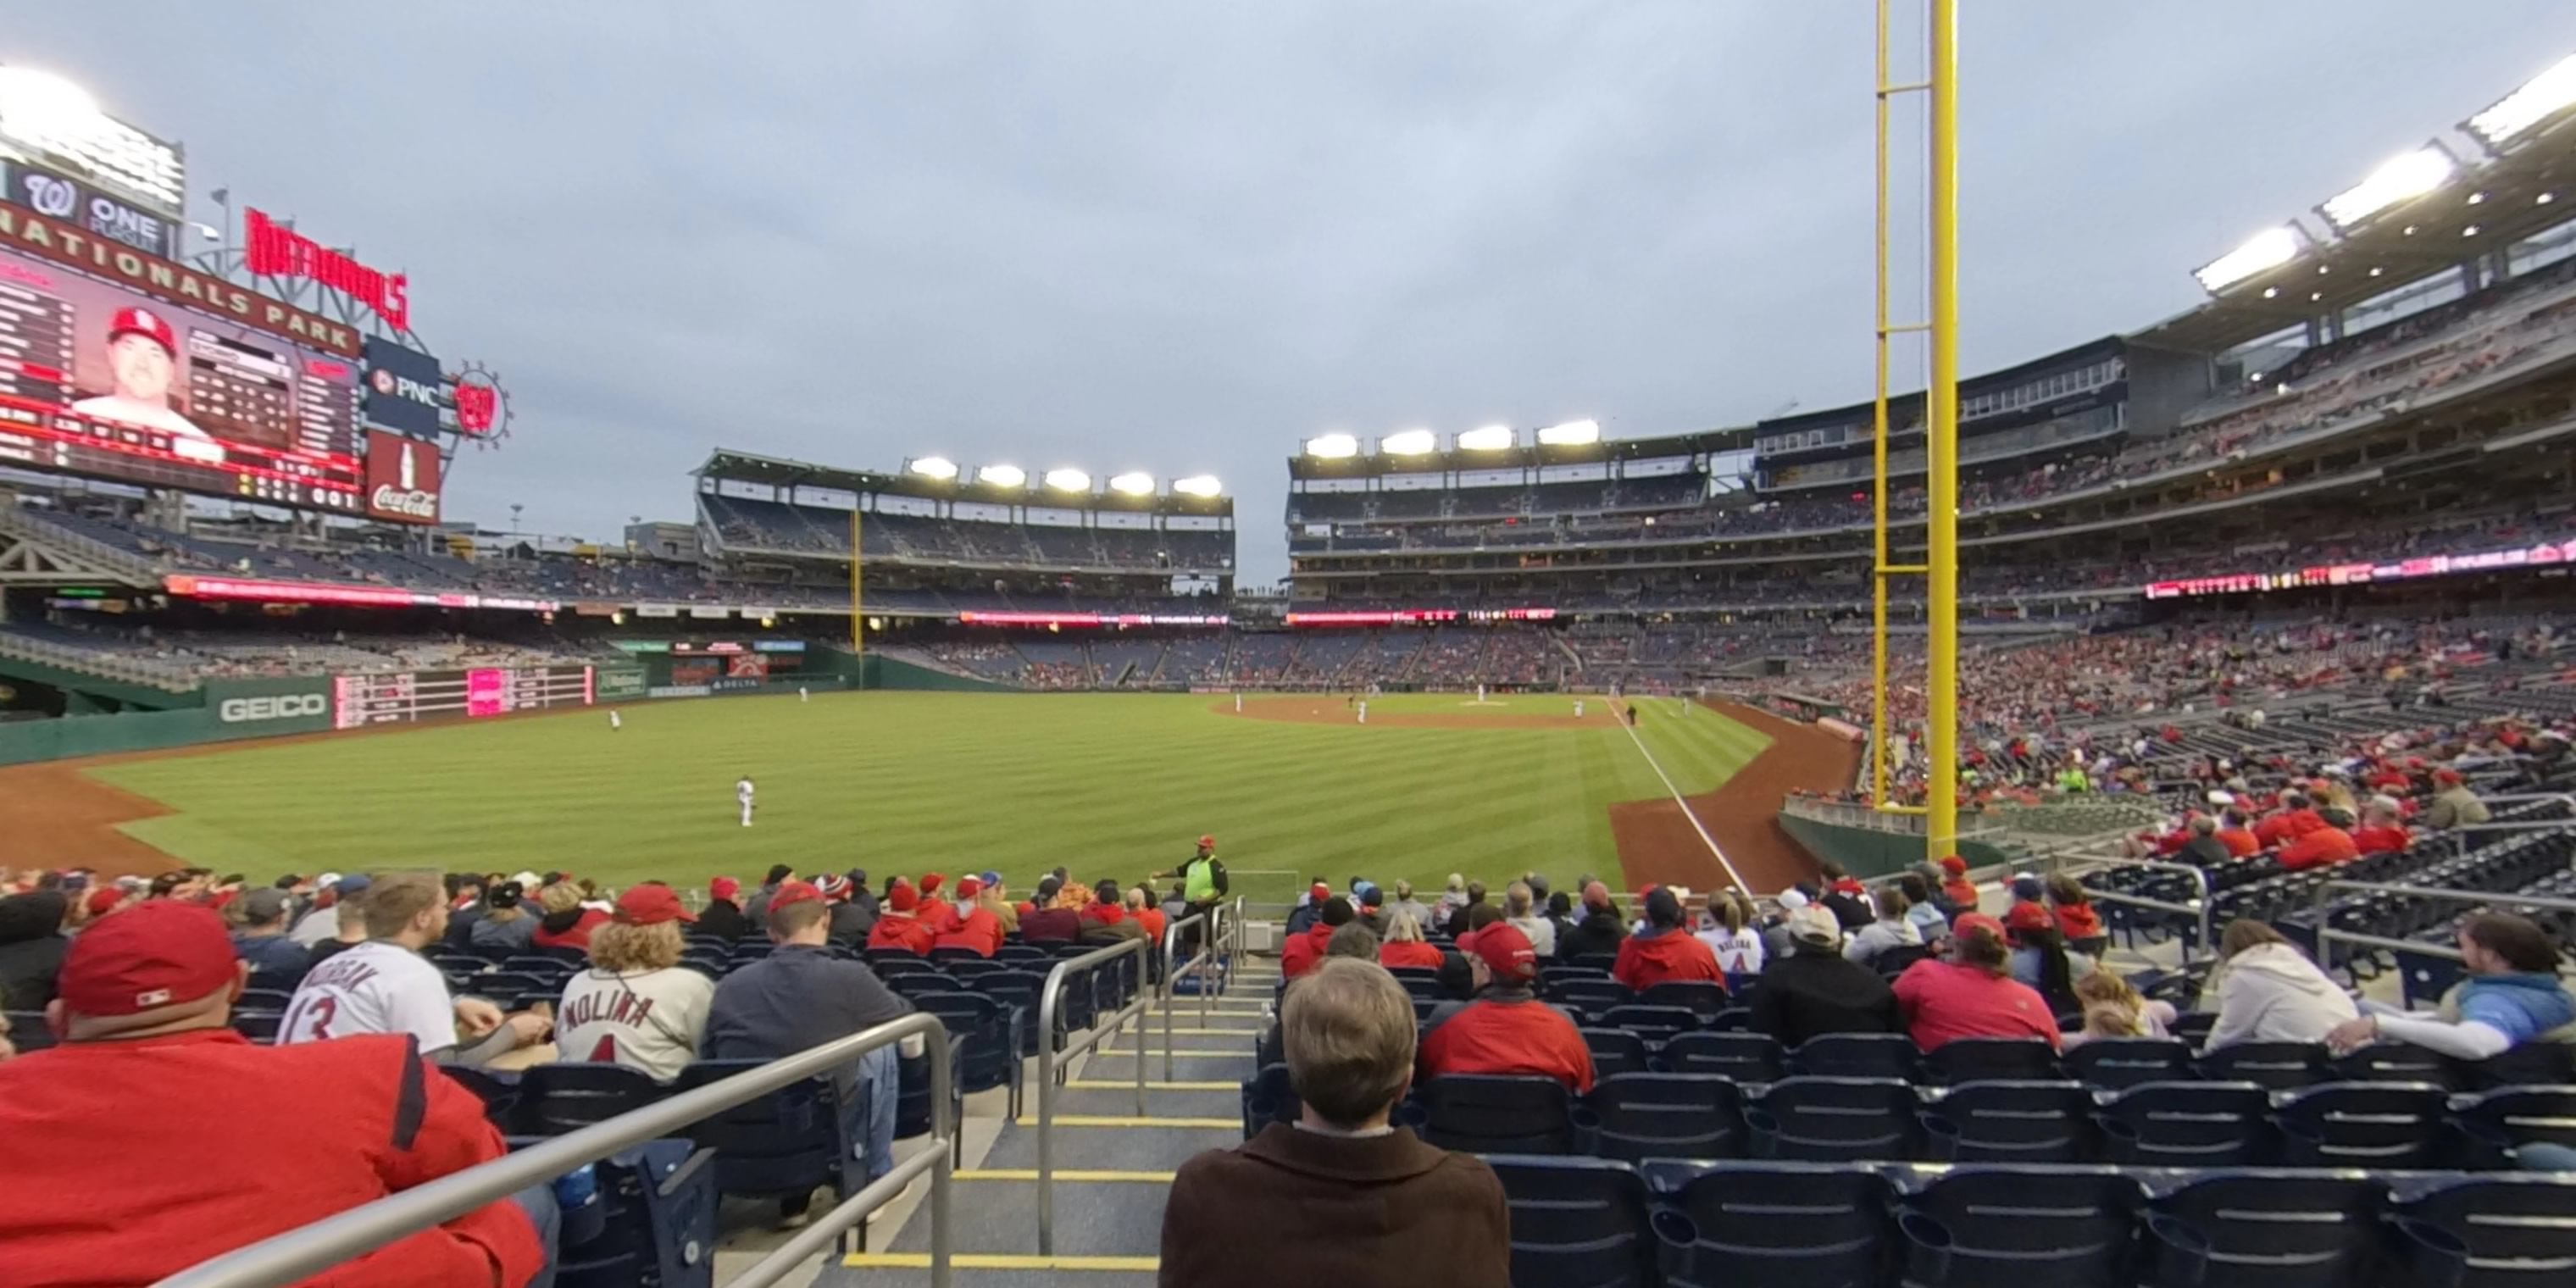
68,307,225,463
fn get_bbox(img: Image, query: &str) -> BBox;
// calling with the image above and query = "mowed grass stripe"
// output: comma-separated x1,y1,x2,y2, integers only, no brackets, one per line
90,691,1743,896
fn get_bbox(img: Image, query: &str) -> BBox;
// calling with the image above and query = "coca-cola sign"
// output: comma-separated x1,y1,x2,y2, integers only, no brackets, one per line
364,429,441,524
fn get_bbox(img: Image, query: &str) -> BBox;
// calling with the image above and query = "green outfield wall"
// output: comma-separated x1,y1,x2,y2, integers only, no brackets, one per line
0,675,333,766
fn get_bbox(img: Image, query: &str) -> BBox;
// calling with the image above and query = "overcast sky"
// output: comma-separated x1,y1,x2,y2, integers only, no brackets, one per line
10,3,2573,583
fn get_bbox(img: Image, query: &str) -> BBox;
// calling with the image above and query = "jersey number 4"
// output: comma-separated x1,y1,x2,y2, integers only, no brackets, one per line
587,1035,618,1063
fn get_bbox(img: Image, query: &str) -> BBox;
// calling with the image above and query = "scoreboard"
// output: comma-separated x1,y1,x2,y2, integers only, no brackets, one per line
333,665,592,729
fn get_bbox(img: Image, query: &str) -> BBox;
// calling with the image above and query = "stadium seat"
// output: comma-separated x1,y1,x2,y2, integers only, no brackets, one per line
2096,1081,2275,1168
230,1009,285,1044
2273,1082,2450,1169
553,1138,718,1288
1578,1073,1745,1162
2063,1037,2196,1090
520,1063,673,1135
1579,1028,1652,1081
2451,1085,2576,1168
1550,978,1631,1018
1638,980,1730,1019
676,1058,863,1207
1572,953,1622,974
1792,1032,1922,1081
928,947,990,967
2196,1041,2331,1091
2332,1041,2467,1091
1894,1167,2145,1288
440,1067,523,1132
1746,1076,1920,1162
941,959,1016,983
1707,1006,1753,1033
1652,1159,1896,1288
1602,1004,1700,1049
908,991,1019,1113
1414,1075,1576,1155
1925,1036,2062,1084
1483,1154,1657,1288
1660,1031,1785,1083
2388,1173,2576,1286
1921,1080,2101,1163
996,944,1049,964
1241,1063,1298,1141
2142,1171,2384,1288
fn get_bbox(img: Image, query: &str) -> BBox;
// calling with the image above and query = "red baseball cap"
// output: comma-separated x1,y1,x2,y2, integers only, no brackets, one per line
919,873,946,897
108,306,179,358
58,900,236,1017
771,879,825,911
1939,854,1968,875
956,876,982,901
885,881,919,913
1198,835,1215,848
2001,901,2052,936
1469,922,1538,985
1309,882,1330,902
615,883,696,926
2434,769,2463,786
84,886,127,919
1952,912,2007,944
709,875,741,902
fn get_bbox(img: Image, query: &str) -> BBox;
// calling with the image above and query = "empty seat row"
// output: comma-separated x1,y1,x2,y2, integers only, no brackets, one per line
1491,1155,2576,1288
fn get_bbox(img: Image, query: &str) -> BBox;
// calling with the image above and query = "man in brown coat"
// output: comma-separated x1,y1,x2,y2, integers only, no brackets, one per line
1158,957,1509,1288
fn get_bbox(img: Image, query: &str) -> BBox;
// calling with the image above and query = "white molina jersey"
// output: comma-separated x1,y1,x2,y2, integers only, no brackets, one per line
553,967,716,1083
279,941,456,1053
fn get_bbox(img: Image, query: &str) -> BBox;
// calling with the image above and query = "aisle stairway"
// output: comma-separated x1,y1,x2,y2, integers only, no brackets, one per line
811,953,1280,1285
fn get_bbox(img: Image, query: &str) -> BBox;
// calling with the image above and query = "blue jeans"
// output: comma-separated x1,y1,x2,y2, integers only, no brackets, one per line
853,1042,901,1181
512,1183,559,1288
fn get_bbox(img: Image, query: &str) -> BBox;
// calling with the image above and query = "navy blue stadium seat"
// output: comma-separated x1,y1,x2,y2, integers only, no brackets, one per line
941,959,1015,983
553,1138,718,1288
2143,1171,2383,1288
1415,1074,1577,1155
2063,1037,2196,1090
908,991,1019,1113
2196,1041,2331,1091
1653,1160,1896,1288
1578,1073,1745,1162
1921,1080,2100,1163
1398,974,1447,1007
1746,1076,1920,1162
1241,1063,1297,1140
1579,1028,1652,1081
230,1008,284,1044
1602,1004,1700,1050
1572,953,1622,974
439,1066,523,1132
1895,1166,2145,1288
2273,1081,2449,1169
1707,1006,1753,1033
1925,1036,2062,1084
676,1058,863,1206
975,972,1046,1059
520,1062,672,1135
1662,1031,1785,1083
1639,980,1730,1019
2332,1041,2467,1091
996,944,1049,964
2096,1081,2275,1168
1483,1154,1656,1288
2388,1173,2576,1286
1549,978,1630,1019
1792,1032,1922,1081
2451,1085,2576,1168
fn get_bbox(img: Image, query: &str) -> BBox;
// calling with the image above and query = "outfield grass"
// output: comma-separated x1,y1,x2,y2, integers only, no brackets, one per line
86,691,1769,903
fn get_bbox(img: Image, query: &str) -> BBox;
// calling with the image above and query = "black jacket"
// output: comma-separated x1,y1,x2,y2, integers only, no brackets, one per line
1555,909,1627,962
0,892,69,1012
1822,891,1874,931
1749,945,1903,1047
826,902,876,946
695,898,752,940
2178,836,2233,868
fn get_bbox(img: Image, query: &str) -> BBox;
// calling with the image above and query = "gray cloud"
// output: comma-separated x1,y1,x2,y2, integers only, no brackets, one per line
8,3,2569,580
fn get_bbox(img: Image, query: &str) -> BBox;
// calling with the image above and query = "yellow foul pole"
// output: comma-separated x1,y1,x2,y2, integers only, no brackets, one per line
851,508,865,658
1870,0,1894,808
1924,0,1962,864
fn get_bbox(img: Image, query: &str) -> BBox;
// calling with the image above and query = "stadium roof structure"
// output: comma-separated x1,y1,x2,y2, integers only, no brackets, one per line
693,448,1230,516
2135,80,2576,355
1285,425,1752,480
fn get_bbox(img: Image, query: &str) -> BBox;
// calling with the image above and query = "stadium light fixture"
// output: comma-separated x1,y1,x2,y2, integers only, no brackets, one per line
1043,468,1091,492
1457,424,1516,452
2467,52,2576,149
1108,470,1156,496
0,67,102,149
908,456,960,480
1172,474,1222,497
1304,433,1359,459
2193,225,2301,293
977,464,1026,488
1537,419,1602,447
2318,145,2456,231
1381,428,1438,456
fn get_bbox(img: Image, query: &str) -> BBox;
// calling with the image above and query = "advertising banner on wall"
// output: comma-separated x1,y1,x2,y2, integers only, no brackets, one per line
596,666,647,699
360,336,444,435
203,675,334,736
363,430,441,524
2,160,180,258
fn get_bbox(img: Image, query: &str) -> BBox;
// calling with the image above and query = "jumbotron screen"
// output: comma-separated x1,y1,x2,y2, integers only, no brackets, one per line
334,666,593,729
0,244,365,510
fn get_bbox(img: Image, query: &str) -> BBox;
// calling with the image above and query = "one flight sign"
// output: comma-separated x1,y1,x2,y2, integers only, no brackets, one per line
361,336,444,435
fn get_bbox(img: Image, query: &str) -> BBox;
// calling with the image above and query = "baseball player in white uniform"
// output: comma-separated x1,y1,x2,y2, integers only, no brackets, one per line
736,774,756,827
1234,691,1243,713
1574,699,1585,719
608,708,622,731
799,686,809,702
1357,699,1368,724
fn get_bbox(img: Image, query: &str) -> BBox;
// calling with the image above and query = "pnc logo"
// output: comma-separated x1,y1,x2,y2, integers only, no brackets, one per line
218,693,327,723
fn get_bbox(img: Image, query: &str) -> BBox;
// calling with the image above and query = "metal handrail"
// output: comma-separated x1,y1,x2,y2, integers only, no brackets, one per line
1162,912,1216,1082
2312,879,2576,980
157,1011,955,1288
1035,935,1151,1256
2053,854,2215,964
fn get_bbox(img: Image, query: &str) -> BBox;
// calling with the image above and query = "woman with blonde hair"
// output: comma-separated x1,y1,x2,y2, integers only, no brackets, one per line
554,884,714,1082
530,881,609,952
2062,969,2177,1048
1377,905,1446,970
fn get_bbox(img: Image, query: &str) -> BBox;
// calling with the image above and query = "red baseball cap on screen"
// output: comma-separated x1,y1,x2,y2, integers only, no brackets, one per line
108,306,179,358
1469,922,1539,985
58,900,236,1017
615,883,696,925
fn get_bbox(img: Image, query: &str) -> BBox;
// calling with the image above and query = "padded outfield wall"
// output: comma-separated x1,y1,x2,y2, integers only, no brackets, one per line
0,676,334,766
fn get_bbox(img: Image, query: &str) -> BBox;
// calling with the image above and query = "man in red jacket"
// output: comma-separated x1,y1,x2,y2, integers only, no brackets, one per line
864,880,935,955
0,900,552,1288
1418,923,1594,1092
2351,796,2414,855
2254,790,2325,847
1280,897,1351,979
1612,887,1725,991
1936,855,1980,914
2277,806,2362,870
932,876,1004,957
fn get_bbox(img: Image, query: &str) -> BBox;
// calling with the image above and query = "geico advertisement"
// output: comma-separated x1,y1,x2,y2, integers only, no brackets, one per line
216,692,330,723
